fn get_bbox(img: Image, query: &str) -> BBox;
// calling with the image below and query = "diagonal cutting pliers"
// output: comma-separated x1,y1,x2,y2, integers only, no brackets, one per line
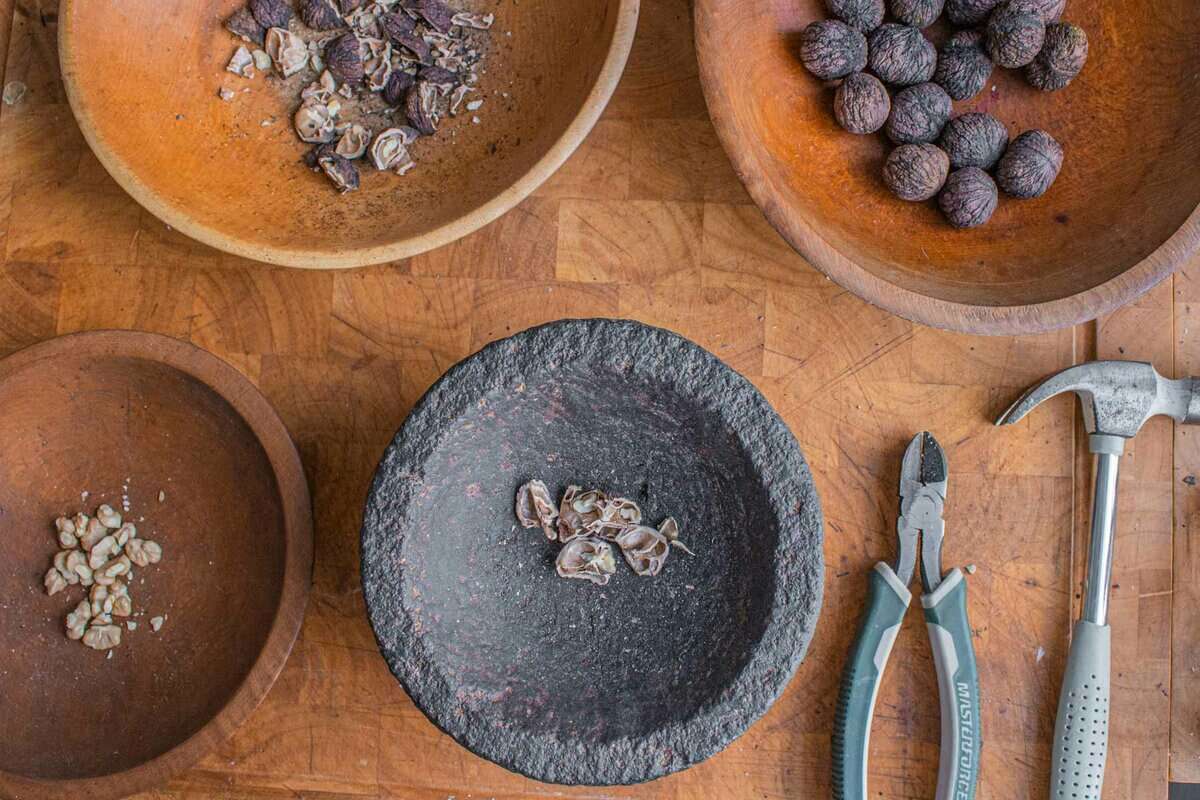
832,432,981,800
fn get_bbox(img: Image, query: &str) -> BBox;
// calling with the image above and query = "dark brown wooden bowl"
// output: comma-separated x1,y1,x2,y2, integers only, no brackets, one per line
58,0,638,269
0,331,312,800
695,0,1200,334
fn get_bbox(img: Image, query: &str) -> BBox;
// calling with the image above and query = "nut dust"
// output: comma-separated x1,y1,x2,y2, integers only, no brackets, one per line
220,0,495,193
42,501,166,652
514,481,695,587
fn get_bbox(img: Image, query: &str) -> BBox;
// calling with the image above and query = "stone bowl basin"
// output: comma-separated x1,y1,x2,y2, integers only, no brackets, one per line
360,318,824,785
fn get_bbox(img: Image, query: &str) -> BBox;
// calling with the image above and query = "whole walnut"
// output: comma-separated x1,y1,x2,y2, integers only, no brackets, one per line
933,30,993,101
800,20,869,80
249,0,292,30
834,72,891,134
298,0,342,30
996,129,1063,198
939,112,1009,169
890,0,945,29
945,0,1002,27
826,0,885,33
986,0,1046,68
883,143,950,201
885,82,951,144
1025,22,1088,91
939,167,999,227
1023,0,1065,21
325,32,364,85
868,24,937,86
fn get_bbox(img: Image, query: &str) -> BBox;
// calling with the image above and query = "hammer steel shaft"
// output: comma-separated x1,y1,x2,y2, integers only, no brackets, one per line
1083,451,1120,625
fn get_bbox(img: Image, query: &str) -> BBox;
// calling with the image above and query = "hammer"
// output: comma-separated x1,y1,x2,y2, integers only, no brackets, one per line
997,360,1200,800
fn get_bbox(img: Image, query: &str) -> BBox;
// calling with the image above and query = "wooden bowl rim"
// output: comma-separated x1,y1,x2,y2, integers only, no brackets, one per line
693,0,1200,335
56,0,640,270
0,330,313,800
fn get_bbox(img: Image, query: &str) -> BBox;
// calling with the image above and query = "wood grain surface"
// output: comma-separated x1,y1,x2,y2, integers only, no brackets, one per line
1,1,1198,798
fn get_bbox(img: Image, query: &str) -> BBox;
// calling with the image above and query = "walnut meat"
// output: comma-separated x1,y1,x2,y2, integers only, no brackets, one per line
834,72,890,134
615,525,670,577
799,20,868,81
995,129,1062,198
555,538,617,586
1025,22,1088,91
945,0,1001,26
324,32,364,85
885,82,951,144
868,24,936,86
939,112,1009,169
933,30,993,101
986,0,1046,68
883,143,950,201
939,167,999,227
889,0,945,29
826,0,884,33
515,479,558,539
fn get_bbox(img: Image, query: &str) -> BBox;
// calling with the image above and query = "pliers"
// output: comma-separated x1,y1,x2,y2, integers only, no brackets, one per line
832,432,981,800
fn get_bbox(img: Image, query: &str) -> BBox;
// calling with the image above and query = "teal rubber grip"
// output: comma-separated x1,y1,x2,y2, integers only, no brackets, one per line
1050,621,1110,800
832,563,912,800
922,568,981,800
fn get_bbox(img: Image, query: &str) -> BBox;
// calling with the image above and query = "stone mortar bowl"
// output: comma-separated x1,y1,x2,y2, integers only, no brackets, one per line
361,318,824,784
696,0,1200,334
58,0,638,268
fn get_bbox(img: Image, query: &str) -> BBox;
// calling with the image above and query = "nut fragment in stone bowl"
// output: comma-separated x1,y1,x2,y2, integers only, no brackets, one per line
799,19,868,80
834,72,890,134
1025,21,1088,91
868,23,936,86
996,129,1063,198
933,30,993,101
939,166,999,227
883,143,950,201
885,81,951,144
939,112,1009,169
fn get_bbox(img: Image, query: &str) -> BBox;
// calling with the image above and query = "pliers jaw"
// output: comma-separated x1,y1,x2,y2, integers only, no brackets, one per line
894,432,949,593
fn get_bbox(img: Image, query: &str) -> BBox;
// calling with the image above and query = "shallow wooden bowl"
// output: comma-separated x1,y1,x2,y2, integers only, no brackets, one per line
696,0,1200,334
0,332,312,800
58,0,638,268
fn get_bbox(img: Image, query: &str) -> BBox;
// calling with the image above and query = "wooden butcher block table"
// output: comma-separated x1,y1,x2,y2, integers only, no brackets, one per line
1,1,1199,798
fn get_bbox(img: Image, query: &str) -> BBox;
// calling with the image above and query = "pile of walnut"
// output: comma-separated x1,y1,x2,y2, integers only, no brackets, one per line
42,505,164,652
223,0,494,193
515,480,694,587
800,0,1088,228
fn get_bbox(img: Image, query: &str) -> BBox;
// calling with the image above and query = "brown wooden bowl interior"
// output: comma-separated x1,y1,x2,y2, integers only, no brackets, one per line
0,332,311,800
696,0,1200,333
58,0,638,268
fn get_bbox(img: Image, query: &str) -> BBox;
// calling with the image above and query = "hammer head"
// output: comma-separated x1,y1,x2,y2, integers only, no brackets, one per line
997,360,1200,440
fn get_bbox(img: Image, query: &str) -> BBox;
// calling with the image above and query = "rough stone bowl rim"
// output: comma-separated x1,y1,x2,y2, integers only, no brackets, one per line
359,317,824,785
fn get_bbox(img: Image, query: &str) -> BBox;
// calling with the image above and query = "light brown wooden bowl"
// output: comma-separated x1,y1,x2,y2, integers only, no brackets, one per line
0,331,312,800
696,0,1200,334
58,0,638,269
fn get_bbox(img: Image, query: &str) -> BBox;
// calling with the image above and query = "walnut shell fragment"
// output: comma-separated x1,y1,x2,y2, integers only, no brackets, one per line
308,145,360,192
266,27,309,77
883,143,950,201
799,20,868,81
933,30,993,101
249,0,292,30
515,479,558,539
405,81,440,135
825,0,885,33
868,24,936,86
557,486,606,542
404,0,455,34
986,0,1046,69
325,32,364,85
382,70,415,106
995,129,1062,198
370,128,417,174
616,525,670,577
298,0,343,31
336,123,371,159
939,112,1008,169
889,0,945,29
555,538,617,586
939,167,999,228
226,6,266,45
658,516,695,556
295,97,338,143
885,81,951,144
586,496,642,540
834,71,890,135
82,623,122,651
1024,21,1088,91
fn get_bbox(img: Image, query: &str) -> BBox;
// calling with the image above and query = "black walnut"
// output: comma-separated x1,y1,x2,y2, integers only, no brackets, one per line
890,0,945,29
939,112,1009,169
885,82,952,144
826,0,885,33
945,0,1001,27
996,129,1063,198
834,72,891,134
225,7,266,45
800,20,869,80
1025,22,1088,91
868,24,937,86
1024,0,1065,21
939,167,999,227
298,0,342,30
883,143,950,201
933,30,993,101
986,0,1046,68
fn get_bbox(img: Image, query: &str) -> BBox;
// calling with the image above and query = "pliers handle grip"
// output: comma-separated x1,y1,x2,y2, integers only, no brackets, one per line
831,563,981,800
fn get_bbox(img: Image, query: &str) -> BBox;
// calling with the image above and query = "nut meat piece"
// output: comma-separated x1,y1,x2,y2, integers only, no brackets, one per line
96,504,122,529
514,479,558,539
616,525,671,577
126,538,163,567
65,600,91,640
939,112,1009,170
44,567,67,596
82,623,122,651
986,0,1046,69
555,538,617,586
